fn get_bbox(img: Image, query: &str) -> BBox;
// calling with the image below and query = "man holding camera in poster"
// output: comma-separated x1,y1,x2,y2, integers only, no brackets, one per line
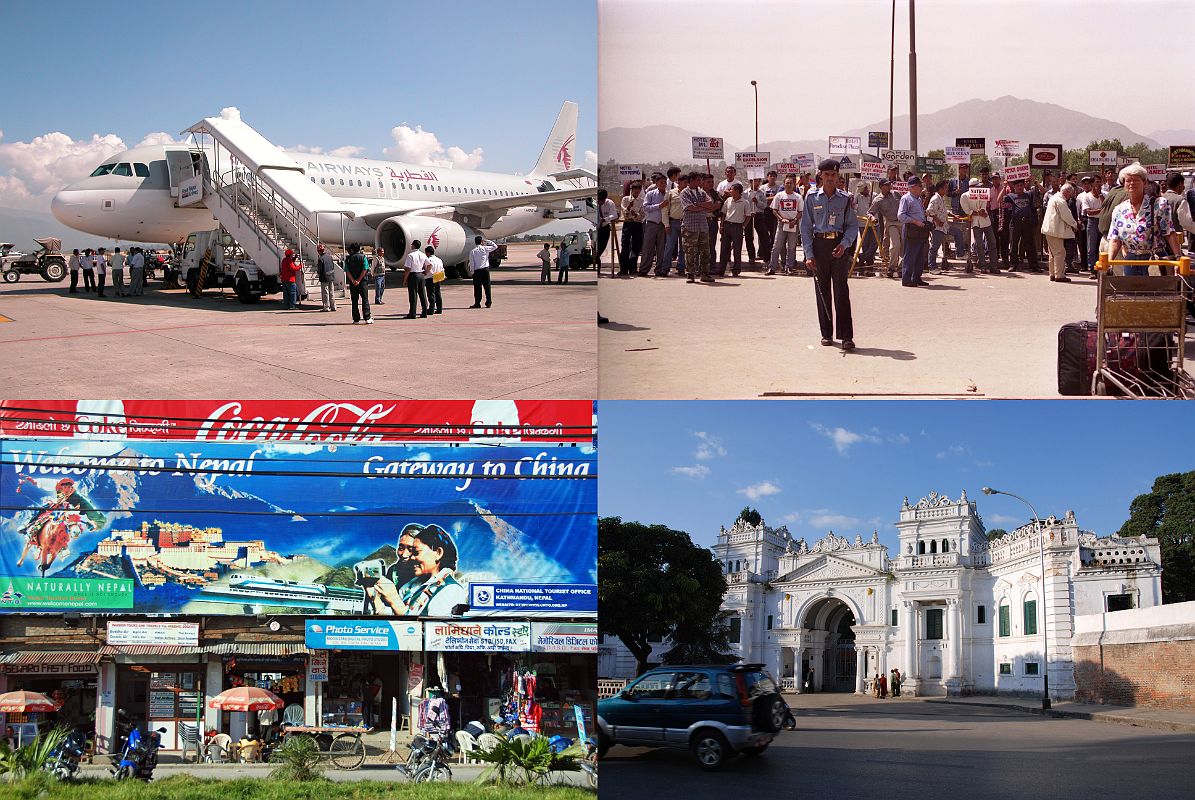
356,523,467,617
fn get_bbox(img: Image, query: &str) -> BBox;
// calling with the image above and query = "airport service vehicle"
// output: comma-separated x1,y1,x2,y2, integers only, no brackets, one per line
53,102,595,303
597,663,786,771
560,232,594,269
1,238,68,283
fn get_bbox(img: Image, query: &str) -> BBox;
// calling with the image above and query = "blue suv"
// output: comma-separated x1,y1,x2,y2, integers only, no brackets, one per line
597,663,787,770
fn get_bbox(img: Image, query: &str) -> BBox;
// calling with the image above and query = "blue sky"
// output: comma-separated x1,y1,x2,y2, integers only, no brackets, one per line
597,401,1195,552
0,0,596,211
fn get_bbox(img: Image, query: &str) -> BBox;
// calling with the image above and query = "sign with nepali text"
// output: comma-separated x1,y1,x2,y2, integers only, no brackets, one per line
692,137,724,160
531,622,598,653
424,622,531,652
307,651,329,683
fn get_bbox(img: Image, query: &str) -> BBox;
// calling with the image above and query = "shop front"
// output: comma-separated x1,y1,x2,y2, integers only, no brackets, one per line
0,655,102,745
305,619,420,731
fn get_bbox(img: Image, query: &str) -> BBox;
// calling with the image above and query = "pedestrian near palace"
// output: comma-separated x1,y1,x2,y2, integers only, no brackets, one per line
801,160,860,351
890,668,902,697
316,244,337,311
468,237,498,307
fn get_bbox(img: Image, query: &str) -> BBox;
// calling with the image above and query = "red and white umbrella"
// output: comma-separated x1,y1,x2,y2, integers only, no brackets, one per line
0,690,61,713
208,686,284,712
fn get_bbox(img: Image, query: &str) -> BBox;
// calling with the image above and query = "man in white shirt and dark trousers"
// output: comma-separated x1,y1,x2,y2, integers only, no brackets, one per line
110,247,127,297
95,248,109,297
716,182,749,277
316,244,337,311
424,246,445,314
128,248,145,296
468,237,498,308
403,240,430,319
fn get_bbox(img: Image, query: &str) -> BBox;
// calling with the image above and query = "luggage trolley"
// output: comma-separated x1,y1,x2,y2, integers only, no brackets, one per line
1092,252,1194,397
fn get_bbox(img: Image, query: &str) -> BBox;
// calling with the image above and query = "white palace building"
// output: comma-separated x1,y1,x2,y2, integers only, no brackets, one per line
600,491,1163,700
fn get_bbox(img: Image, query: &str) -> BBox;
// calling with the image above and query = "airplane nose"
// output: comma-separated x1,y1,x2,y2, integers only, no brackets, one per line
50,187,81,226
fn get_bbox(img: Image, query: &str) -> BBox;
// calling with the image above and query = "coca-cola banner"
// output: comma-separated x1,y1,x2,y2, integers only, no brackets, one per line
0,436,596,616
0,400,594,444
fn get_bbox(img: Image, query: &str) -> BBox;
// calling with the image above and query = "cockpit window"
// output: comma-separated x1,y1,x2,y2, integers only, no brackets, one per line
89,164,116,177
134,163,150,178
112,163,133,177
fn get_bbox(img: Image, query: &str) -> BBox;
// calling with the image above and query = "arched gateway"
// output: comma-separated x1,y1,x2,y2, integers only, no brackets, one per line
799,597,857,692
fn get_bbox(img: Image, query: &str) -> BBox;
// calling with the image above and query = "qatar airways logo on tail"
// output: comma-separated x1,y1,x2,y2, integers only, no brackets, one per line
197,402,397,443
428,227,442,248
556,135,575,169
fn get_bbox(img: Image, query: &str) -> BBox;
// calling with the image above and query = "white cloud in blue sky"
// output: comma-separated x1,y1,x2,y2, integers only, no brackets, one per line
738,481,781,501
671,464,710,479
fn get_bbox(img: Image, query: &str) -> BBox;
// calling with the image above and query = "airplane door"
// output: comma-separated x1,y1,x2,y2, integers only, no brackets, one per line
165,150,198,198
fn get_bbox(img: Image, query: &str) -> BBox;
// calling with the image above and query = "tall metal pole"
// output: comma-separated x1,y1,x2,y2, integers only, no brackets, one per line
751,80,759,153
889,0,895,148
908,0,918,155
983,488,1051,711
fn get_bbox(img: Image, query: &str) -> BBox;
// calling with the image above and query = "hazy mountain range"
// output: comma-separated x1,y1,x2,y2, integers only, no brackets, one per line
601,96,1186,166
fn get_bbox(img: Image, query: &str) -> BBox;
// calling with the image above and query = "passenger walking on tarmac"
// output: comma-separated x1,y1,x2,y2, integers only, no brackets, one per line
468,236,498,308
424,246,445,314
801,160,860,352
81,248,97,292
372,247,387,305
110,247,126,297
128,247,145,296
403,240,430,319
280,249,300,309
68,249,80,293
95,247,108,297
316,244,337,312
343,243,372,324
538,243,552,283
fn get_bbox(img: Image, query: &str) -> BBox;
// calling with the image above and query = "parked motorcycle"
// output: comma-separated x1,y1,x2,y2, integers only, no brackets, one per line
45,725,91,780
394,732,453,783
111,711,167,781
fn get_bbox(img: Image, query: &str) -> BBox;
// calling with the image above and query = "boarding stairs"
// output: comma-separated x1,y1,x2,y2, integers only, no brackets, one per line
183,115,354,291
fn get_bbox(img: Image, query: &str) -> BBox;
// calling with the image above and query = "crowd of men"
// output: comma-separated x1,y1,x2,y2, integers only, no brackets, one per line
597,161,1195,285
66,246,150,297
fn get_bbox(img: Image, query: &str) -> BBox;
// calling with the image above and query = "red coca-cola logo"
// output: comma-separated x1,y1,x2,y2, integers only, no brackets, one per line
196,402,398,443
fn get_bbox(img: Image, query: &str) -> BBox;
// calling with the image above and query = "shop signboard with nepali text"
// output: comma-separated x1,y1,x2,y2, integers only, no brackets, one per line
307,651,328,683
0,433,596,616
424,622,532,652
531,622,598,653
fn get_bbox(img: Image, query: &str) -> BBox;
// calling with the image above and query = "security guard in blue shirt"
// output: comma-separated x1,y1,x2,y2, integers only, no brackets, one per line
800,159,861,351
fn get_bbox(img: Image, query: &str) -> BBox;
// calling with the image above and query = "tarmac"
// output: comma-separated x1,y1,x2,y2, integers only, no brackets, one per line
598,252,1195,399
0,243,596,399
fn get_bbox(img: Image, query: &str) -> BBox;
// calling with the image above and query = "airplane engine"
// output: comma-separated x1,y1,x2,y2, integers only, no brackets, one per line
375,216,477,269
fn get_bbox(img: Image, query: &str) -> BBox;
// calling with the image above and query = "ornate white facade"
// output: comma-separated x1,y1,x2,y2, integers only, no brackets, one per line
711,492,1162,698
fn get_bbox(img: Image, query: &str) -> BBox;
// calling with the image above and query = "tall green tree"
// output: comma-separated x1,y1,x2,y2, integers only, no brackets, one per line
1117,471,1195,603
662,609,740,666
737,507,762,526
599,517,730,675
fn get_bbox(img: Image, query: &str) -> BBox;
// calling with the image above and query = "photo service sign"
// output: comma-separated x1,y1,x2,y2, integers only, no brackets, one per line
0,437,596,615
0,400,594,444
692,136,724,160
304,620,423,651
1027,144,1064,170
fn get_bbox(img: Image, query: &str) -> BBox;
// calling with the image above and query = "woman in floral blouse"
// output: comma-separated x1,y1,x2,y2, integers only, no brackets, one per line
1107,163,1181,276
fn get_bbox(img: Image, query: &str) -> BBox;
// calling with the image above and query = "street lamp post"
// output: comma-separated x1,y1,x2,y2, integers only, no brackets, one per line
750,80,759,153
982,487,1051,710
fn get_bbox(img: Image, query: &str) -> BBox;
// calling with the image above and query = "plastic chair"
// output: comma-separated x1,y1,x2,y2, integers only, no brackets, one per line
206,733,234,763
454,730,479,764
179,722,200,763
477,732,505,753
282,704,305,727
513,733,532,746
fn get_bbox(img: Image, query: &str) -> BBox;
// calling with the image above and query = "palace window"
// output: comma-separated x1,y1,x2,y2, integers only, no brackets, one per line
925,608,944,640
891,608,898,627
727,616,742,644
1024,662,1040,676
1024,599,1038,636
917,541,925,555
942,539,950,553
1106,593,1134,612
977,605,987,624
998,604,1010,637
767,615,774,631
998,662,1012,675
930,540,938,554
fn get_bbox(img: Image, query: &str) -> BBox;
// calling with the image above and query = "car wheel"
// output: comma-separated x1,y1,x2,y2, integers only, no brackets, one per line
753,694,786,734
690,729,731,772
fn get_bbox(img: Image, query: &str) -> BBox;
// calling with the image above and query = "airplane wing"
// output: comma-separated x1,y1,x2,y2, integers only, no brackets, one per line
355,186,595,229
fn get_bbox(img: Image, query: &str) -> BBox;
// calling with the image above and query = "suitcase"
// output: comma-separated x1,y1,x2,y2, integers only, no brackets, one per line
1058,321,1098,395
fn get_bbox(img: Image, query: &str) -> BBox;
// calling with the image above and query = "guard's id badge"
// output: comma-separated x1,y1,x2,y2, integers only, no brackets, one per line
829,213,839,227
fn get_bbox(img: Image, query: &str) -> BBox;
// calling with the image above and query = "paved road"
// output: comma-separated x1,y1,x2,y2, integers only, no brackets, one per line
598,256,1195,398
601,694,1195,800
0,244,596,399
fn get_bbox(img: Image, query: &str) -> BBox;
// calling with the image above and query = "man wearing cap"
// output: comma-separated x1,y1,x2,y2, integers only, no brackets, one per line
871,179,902,278
960,178,996,274
800,159,860,351
897,177,930,287
316,244,338,311
279,248,301,309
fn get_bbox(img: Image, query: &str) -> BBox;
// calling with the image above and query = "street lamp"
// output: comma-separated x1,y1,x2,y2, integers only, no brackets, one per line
750,80,759,153
982,487,1051,710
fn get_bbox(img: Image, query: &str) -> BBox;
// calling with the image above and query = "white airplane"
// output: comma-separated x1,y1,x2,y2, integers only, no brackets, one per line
51,102,595,270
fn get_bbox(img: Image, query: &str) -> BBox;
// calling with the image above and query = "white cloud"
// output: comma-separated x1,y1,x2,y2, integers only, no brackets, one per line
289,144,366,158
220,106,241,121
136,131,186,147
671,464,710,479
810,422,880,455
583,149,598,169
0,130,125,209
384,124,483,169
889,432,911,444
738,481,781,500
935,444,969,459
694,431,727,461
782,512,802,524
809,513,861,529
